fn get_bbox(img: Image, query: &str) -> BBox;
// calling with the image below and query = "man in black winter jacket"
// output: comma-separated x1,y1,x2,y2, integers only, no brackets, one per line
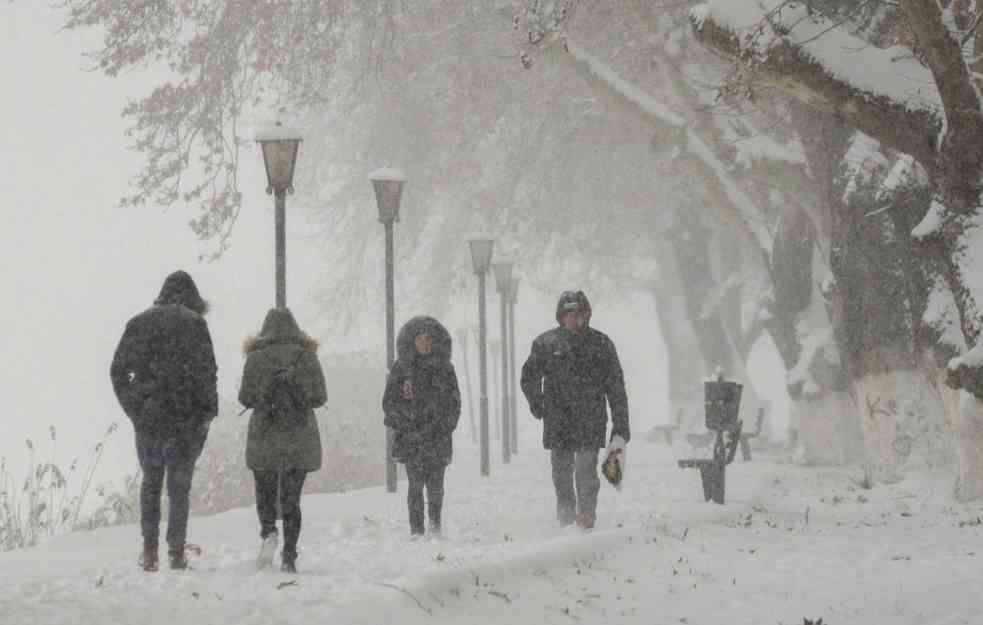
110,270,218,571
520,290,629,529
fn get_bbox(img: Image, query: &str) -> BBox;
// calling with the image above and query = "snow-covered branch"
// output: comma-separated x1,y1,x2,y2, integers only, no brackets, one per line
691,1,942,178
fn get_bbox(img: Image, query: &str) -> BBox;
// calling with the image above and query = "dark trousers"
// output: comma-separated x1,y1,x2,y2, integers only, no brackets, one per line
405,461,446,535
136,427,206,551
253,469,307,558
550,449,599,524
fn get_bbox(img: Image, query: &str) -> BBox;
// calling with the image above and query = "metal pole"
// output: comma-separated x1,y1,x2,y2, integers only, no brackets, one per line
509,296,518,454
458,328,478,444
275,189,287,308
384,220,398,493
490,343,499,441
500,291,511,463
478,271,490,477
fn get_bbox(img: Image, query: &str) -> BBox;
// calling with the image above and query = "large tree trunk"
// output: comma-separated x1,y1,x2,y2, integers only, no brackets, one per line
693,0,983,496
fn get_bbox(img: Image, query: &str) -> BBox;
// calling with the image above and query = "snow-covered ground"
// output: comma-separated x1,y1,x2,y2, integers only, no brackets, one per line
3,441,983,625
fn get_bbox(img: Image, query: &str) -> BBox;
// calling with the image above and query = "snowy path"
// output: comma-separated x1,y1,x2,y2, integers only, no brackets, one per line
3,441,983,624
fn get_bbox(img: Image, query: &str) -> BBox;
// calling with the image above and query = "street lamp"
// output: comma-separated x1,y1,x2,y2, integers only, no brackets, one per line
468,237,494,476
255,122,302,308
492,260,513,464
369,167,407,494
508,276,520,454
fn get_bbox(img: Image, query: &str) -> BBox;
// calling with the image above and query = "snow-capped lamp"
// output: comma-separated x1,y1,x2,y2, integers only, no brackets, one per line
368,167,407,225
368,166,408,495
491,259,514,294
254,121,302,309
467,237,495,275
467,236,495,477
255,121,302,195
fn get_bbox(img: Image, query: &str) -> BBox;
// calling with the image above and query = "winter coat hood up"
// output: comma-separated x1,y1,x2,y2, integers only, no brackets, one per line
554,290,592,326
154,270,208,315
244,308,319,354
396,316,452,363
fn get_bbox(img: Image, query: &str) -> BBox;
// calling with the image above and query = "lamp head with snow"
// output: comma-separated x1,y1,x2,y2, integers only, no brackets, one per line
491,260,514,293
368,167,408,224
255,122,302,195
467,237,495,275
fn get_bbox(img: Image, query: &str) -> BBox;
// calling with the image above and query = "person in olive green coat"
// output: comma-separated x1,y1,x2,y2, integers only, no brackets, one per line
238,308,326,573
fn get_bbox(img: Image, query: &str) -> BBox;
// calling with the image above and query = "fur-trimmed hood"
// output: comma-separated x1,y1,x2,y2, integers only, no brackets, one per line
243,307,319,354
396,316,452,363
155,270,209,315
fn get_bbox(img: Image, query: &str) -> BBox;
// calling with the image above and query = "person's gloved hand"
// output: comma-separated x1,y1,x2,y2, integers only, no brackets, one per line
602,435,627,489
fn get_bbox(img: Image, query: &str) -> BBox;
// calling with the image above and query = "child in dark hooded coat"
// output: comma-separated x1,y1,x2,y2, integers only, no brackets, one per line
382,316,461,537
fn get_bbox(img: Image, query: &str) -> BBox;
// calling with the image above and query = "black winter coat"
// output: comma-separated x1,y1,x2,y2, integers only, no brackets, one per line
382,317,461,467
238,308,327,471
521,326,630,450
110,271,218,437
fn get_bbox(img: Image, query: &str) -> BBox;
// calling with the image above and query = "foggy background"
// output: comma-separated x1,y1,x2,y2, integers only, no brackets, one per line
0,3,789,498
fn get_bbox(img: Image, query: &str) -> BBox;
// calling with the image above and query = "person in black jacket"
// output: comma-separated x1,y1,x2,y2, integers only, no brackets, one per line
382,316,461,538
110,270,218,571
520,290,630,529
238,307,327,573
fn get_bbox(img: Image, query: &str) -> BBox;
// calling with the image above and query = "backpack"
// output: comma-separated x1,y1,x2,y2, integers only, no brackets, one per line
264,353,305,423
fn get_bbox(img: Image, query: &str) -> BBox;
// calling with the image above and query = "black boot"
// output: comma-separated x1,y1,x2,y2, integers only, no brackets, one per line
168,545,188,570
139,545,159,572
281,551,297,574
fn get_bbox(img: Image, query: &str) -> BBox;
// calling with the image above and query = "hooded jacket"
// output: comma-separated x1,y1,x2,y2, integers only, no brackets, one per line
521,291,630,450
110,271,218,436
382,316,461,466
239,308,327,471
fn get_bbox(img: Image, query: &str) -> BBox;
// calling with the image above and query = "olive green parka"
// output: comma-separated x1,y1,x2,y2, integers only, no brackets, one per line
238,308,327,471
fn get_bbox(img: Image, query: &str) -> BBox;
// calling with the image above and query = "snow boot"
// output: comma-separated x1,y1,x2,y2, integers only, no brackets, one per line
139,545,159,572
257,531,279,570
576,511,595,530
168,546,188,570
281,552,297,574
428,503,442,537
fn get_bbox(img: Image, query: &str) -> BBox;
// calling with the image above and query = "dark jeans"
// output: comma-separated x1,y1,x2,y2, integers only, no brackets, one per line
406,461,446,535
550,449,599,524
254,469,307,558
136,426,207,551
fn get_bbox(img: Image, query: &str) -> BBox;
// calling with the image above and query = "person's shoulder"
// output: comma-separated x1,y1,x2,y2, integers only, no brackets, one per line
533,327,563,346
586,327,615,346
136,303,205,325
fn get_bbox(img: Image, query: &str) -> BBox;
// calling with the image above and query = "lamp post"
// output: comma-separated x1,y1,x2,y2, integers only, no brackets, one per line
369,167,408,494
492,260,513,464
508,276,520,454
457,327,479,444
468,237,494,476
490,339,501,441
256,122,302,308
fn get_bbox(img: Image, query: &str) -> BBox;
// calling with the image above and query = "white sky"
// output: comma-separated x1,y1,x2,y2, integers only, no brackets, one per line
0,5,324,483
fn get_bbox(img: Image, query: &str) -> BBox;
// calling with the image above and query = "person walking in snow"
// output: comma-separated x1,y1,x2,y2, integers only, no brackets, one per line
110,270,218,571
382,316,461,538
520,290,630,530
238,307,327,573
